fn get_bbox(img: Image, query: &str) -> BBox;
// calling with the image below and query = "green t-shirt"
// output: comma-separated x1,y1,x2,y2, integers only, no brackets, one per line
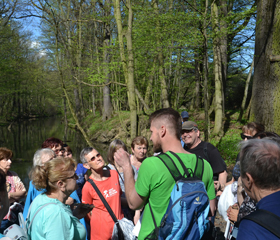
135,152,215,240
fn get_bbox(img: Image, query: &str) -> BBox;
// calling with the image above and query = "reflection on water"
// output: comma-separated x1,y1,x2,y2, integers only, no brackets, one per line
0,116,109,189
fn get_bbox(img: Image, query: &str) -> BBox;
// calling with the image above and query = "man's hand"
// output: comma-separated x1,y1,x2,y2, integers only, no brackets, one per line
114,148,131,169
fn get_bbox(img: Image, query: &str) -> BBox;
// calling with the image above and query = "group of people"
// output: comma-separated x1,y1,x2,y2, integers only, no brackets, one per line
0,135,148,240
0,108,279,240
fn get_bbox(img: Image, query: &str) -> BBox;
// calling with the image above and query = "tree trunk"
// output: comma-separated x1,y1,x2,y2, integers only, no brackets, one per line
203,0,210,141
102,12,113,121
211,2,224,136
250,0,280,132
113,0,137,139
153,0,170,108
238,59,254,121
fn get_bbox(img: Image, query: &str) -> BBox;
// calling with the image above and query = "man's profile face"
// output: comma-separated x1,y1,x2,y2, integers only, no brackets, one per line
150,122,162,153
181,128,199,147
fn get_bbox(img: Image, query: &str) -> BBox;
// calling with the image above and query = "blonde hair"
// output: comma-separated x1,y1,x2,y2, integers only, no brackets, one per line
31,157,76,194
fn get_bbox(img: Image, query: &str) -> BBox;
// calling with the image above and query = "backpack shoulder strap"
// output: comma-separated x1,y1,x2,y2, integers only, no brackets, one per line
203,141,209,161
169,151,204,180
157,153,185,182
88,178,118,223
243,209,280,238
193,155,204,180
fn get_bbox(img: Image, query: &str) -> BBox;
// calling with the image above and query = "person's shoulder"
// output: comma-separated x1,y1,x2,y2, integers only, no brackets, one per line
32,194,62,212
141,155,161,165
200,141,216,150
237,218,260,239
7,170,18,176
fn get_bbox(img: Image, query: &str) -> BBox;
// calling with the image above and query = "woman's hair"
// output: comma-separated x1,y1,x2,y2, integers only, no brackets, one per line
254,131,280,139
107,139,127,165
33,148,56,167
131,136,149,150
0,169,6,192
31,157,76,194
0,147,13,161
42,137,63,149
242,122,265,136
63,144,72,154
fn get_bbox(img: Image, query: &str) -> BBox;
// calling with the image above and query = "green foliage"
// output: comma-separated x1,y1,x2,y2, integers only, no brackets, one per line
212,129,241,165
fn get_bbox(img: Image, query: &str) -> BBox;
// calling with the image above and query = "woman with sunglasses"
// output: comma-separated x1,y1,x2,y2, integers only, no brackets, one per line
80,147,123,240
28,157,93,240
224,122,264,235
240,122,265,141
0,147,26,233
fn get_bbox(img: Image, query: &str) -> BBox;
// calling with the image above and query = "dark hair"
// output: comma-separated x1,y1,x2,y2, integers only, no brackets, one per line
131,136,149,150
242,122,265,136
42,137,63,149
0,169,6,192
254,131,280,139
240,139,280,190
64,145,72,154
107,139,127,165
0,147,13,161
149,108,182,140
80,147,95,164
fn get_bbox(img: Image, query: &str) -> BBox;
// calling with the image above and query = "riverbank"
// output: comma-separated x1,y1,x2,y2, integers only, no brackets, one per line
81,109,244,165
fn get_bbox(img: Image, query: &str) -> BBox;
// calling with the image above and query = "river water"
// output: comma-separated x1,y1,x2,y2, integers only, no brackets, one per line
0,116,108,190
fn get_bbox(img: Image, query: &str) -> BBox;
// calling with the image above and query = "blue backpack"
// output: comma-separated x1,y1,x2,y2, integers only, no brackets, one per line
146,151,210,240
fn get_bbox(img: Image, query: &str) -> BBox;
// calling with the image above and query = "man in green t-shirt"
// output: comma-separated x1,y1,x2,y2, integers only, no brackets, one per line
114,108,216,240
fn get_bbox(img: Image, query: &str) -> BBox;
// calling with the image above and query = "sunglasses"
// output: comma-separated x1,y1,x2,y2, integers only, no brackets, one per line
182,129,194,134
66,173,78,180
88,153,101,162
241,133,253,140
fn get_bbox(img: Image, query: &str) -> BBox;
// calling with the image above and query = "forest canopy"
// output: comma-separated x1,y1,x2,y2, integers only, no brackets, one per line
0,0,261,139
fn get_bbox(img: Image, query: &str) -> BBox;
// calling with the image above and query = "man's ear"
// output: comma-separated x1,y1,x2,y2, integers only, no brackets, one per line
246,172,254,189
160,125,166,138
83,163,90,170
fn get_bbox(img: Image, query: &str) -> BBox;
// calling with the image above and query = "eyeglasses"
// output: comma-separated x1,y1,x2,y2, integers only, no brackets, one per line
241,133,253,140
88,153,101,162
54,148,65,154
0,158,11,162
182,129,194,134
66,173,78,180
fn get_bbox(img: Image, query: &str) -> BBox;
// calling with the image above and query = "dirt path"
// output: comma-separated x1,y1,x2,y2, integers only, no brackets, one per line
215,211,227,240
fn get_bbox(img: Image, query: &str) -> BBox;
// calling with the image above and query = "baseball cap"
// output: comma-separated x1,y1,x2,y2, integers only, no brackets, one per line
181,111,189,119
182,121,198,130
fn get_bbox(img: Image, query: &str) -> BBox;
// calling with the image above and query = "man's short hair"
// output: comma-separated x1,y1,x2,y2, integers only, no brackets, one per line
80,147,95,163
149,108,182,140
240,139,280,190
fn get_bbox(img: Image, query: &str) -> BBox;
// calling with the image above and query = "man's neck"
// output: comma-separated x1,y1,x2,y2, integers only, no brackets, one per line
188,138,201,149
162,137,188,154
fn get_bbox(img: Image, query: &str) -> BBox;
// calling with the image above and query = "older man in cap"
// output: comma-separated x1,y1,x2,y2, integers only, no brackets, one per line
237,139,280,240
181,121,227,193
